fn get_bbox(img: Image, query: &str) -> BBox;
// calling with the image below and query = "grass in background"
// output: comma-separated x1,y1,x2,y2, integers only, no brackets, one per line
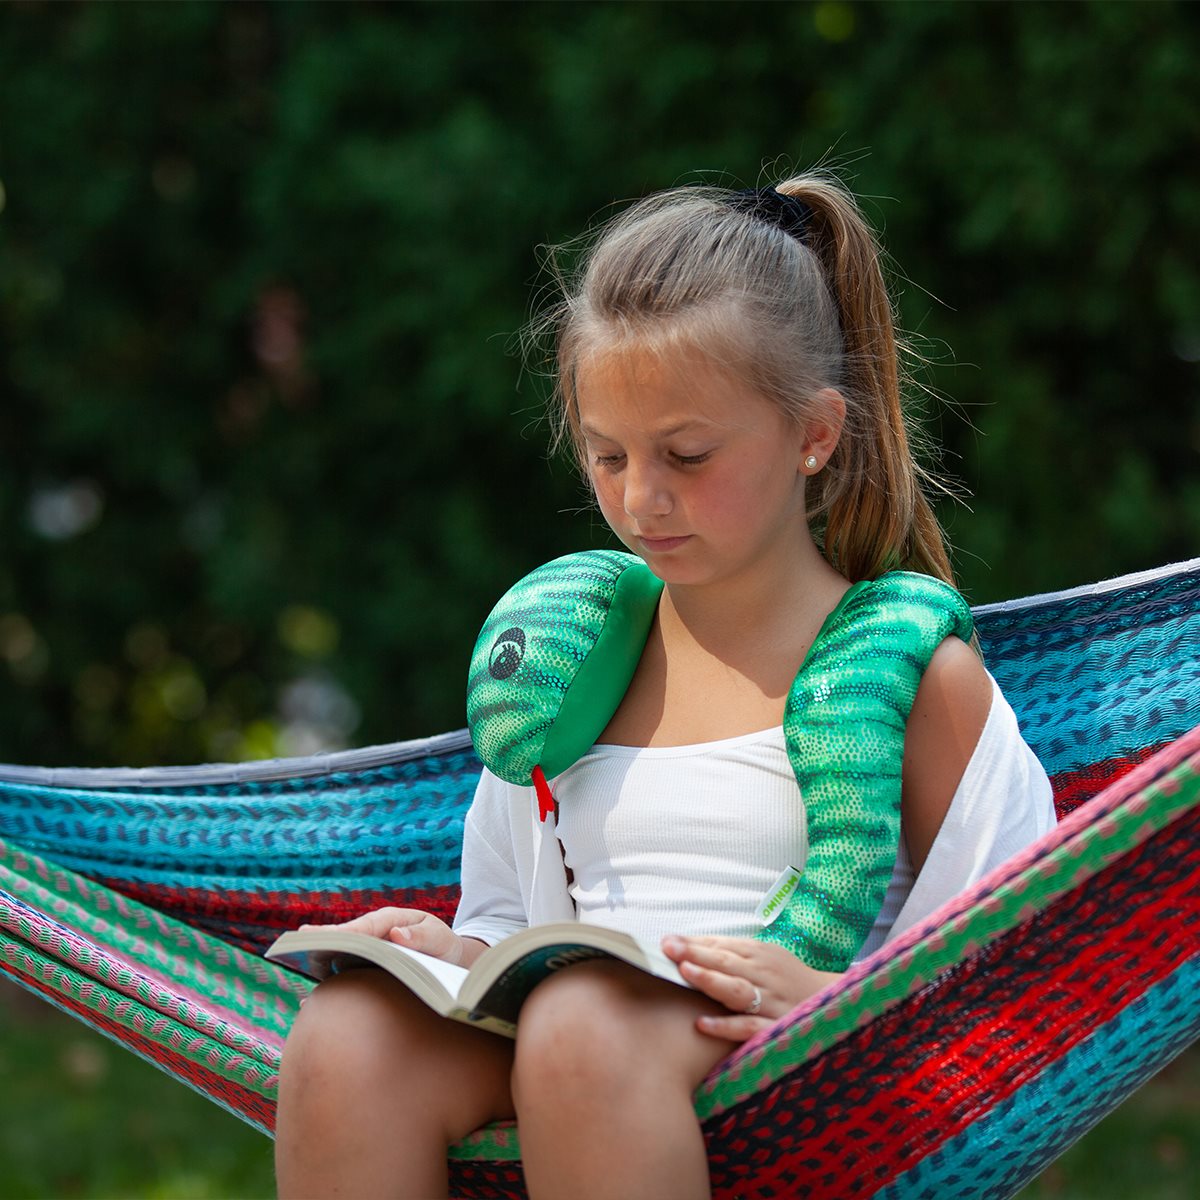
1,977,1197,1199
0,980,274,1199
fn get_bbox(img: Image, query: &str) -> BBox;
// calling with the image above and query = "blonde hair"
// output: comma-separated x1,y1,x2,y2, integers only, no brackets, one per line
538,173,956,586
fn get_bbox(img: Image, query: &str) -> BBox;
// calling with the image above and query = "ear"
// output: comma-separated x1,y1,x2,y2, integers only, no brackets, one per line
800,388,846,474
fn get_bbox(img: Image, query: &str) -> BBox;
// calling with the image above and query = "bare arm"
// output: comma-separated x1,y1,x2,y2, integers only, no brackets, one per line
901,636,994,873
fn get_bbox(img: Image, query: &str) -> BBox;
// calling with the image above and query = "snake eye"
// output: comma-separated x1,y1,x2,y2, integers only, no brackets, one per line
488,627,526,680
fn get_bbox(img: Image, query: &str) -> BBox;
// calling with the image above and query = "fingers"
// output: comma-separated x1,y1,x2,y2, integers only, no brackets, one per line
295,907,465,965
695,1012,770,1043
300,907,425,940
387,912,463,964
676,958,766,1016
662,933,755,960
339,908,424,939
663,934,752,978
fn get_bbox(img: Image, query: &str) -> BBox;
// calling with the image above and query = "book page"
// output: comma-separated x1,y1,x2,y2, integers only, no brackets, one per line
266,929,471,1009
381,940,471,998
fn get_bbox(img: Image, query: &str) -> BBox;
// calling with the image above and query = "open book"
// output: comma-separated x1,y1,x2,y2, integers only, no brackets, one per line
265,922,689,1038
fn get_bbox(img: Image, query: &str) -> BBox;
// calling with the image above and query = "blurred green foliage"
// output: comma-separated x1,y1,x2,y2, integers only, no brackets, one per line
0,0,1197,774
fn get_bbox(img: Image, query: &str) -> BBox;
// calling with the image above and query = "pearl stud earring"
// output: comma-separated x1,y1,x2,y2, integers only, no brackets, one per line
804,455,819,470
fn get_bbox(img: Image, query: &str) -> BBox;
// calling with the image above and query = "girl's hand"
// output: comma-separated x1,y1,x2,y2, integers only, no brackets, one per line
301,907,468,965
661,934,842,1043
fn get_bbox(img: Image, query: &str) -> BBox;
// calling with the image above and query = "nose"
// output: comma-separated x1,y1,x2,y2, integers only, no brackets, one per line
622,458,672,520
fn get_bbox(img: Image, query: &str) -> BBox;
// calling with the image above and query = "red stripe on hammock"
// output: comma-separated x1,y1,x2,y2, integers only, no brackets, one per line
105,880,461,953
705,802,1200,1199
1049,743,1166,819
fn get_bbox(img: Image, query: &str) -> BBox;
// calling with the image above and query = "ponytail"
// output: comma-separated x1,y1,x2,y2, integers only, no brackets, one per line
776,177,956,586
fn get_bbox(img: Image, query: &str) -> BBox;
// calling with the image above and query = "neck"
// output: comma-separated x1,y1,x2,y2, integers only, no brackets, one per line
659,536,849,665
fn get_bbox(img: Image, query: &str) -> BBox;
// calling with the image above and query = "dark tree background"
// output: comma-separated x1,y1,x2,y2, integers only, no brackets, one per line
2,0,1197,769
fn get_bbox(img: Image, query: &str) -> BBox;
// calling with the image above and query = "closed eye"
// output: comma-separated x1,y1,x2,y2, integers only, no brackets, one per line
591,449,711,469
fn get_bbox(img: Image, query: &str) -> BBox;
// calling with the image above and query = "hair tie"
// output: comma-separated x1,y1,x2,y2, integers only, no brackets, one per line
728,186,813,243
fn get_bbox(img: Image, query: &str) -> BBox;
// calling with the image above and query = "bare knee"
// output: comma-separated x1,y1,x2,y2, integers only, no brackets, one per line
512,962,719,1110
281,968,516,1113
511,963,725,1200
515,961,634,1073
281,968,429,1094
276,969,516,1196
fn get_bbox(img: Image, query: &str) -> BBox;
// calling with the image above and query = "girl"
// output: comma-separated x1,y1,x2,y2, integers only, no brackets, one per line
274,175,1055,1200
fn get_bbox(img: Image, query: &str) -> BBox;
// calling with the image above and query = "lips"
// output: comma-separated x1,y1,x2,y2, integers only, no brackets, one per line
637,534,691,552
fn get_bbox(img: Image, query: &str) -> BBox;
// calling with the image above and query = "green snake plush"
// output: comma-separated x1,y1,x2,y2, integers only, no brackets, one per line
466,549,974,971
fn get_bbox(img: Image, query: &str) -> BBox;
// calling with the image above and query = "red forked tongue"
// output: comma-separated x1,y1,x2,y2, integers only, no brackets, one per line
532,765,556,823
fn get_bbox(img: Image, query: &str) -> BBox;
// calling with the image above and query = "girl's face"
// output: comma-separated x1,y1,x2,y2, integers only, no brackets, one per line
575,346,812,590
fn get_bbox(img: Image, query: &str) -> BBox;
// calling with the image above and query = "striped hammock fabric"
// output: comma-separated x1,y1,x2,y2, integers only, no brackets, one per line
1,558,1198,1199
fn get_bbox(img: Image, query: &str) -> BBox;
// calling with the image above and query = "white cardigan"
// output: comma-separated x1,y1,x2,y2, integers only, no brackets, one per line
453,677,1055,962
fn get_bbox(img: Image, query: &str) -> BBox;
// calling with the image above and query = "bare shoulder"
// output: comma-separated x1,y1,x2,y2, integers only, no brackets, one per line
901,637,994,872
909,637,993,738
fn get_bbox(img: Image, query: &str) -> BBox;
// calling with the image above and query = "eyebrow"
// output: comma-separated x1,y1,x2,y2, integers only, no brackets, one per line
580,419,713,439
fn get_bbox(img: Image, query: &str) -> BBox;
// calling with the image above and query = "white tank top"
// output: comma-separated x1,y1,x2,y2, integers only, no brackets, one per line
550,677,1056,958
554,726,805,943
453,677,1057,962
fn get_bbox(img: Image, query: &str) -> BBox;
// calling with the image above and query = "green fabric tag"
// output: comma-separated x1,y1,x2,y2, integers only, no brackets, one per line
758,866,803,926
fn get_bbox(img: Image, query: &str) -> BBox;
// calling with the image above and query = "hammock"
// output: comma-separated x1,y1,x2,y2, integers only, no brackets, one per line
1,558,1197,1200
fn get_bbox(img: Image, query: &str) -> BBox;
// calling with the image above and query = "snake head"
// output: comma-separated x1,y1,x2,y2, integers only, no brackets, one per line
466,550,662,786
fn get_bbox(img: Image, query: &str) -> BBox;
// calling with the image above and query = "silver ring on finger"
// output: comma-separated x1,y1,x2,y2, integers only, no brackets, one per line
744,985,763,1015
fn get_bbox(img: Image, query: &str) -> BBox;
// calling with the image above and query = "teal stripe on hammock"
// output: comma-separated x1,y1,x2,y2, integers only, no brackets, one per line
984,605,1194,682
0,778,475,889
972,564,1198,652
0,806,467,853
878,954,1200,1200
985,614,1195,768
996,664,1189,776
986,624,1192,706
0,773,477,830
0,835,467,891
10,858,465,894
0,746,481,803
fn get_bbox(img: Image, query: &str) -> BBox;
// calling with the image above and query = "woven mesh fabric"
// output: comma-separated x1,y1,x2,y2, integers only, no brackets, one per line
973,559,1199,814
699,742,1200,1199
0,836,306,1133
881,960,1200,1200
1,557,1198,1198
0,731,478,953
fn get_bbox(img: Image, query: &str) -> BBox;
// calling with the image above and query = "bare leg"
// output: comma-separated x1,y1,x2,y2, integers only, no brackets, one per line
513,961,730,1200
275,968,515,1200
